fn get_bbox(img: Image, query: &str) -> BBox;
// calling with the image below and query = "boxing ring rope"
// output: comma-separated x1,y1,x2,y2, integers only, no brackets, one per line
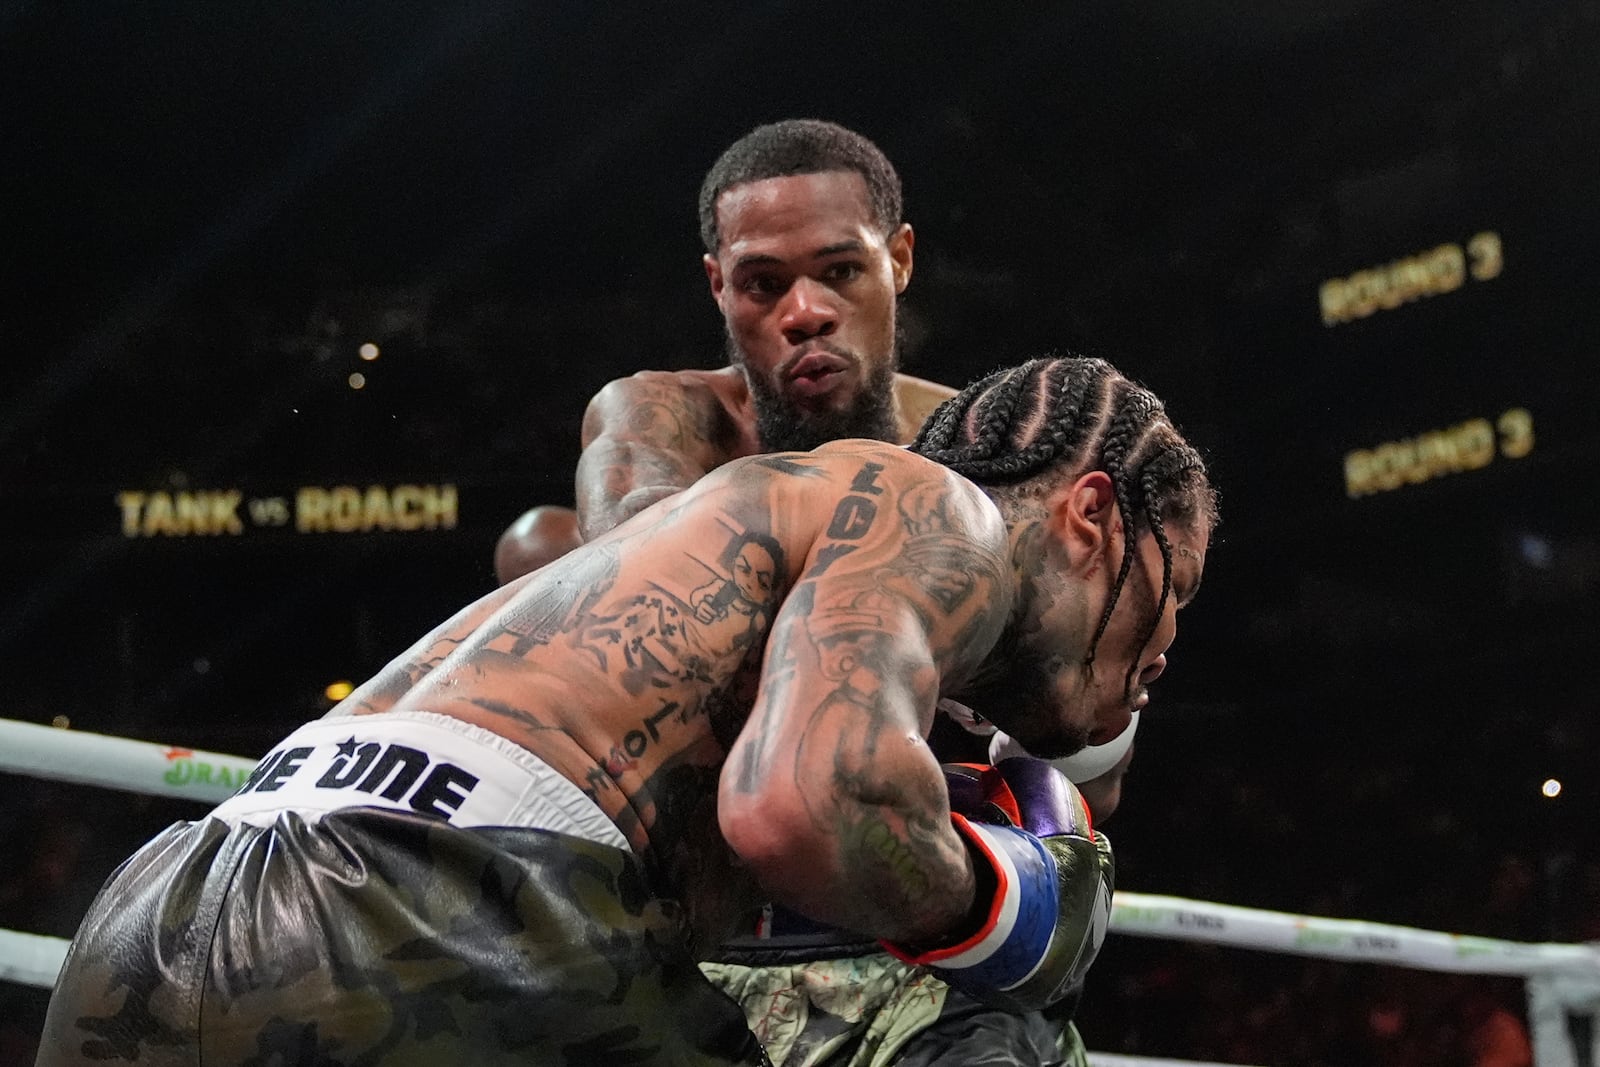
0,716,256,804
4,717,1599,1067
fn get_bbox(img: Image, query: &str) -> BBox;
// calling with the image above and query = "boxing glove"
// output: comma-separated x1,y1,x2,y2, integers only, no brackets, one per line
883,757,1114,1011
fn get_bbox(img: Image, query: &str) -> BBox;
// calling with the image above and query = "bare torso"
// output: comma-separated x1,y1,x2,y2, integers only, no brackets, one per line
337,439,1009,951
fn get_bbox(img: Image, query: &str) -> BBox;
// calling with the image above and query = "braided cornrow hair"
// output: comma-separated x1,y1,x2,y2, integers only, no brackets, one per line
912,356,1217,689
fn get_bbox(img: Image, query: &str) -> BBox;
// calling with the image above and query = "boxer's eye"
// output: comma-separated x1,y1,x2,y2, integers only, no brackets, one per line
740,273,787,297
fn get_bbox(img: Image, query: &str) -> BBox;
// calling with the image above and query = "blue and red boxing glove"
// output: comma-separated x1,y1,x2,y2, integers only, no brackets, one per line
883,757,1114,1011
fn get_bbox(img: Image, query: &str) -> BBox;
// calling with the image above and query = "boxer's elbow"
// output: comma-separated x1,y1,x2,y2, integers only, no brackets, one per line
720,785,835,897
494,507,582,584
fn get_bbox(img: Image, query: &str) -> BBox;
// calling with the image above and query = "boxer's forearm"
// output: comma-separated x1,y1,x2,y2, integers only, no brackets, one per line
826,786,979,944
719,601,980,943
720,762,978,945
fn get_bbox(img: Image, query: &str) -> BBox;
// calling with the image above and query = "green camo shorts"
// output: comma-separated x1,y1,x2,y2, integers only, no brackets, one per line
38,808,769,1066
703,951,1088,1067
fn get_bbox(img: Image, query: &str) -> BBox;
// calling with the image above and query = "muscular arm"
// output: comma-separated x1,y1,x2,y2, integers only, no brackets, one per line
575,372,734,540
718,452,1011,944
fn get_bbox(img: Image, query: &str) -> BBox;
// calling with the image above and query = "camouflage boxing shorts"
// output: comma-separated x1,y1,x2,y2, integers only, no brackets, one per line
38,711,769,1067
703,909,1087,1067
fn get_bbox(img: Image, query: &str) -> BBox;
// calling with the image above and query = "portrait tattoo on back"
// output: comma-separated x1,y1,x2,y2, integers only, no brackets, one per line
573,522,787,854
561,519,785,699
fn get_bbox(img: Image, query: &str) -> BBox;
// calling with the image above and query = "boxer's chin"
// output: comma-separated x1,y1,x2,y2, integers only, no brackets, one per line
1004,718,1092,763
753,386,897,453
734,338,898,452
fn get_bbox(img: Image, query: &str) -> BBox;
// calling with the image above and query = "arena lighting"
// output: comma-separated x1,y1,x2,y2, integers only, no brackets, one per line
324,680,354,702
359,342,380,361
1520,533,1555,569
1541,778,1562,799
348,372,367,390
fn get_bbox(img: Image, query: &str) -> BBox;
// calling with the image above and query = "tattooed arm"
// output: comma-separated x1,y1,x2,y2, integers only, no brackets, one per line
718,448,1012,945
575,370,749,541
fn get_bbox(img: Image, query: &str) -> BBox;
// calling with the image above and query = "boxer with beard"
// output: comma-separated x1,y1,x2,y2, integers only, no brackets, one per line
494,119,953,584
40,356,1214,1067
492,121,1176,1066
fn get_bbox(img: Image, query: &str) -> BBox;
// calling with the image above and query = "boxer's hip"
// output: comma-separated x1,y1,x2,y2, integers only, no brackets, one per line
209,708,629,849
38,712,766,1065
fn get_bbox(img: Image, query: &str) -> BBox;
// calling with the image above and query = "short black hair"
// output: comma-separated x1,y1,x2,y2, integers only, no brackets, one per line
698,119,903,254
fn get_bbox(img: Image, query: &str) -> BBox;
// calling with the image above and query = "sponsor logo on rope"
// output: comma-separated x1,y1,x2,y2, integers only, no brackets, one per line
1451,934,1543,961
1293,925,1401,954
1111,904,1168,927
1111,904,1226,934
162,755,254,790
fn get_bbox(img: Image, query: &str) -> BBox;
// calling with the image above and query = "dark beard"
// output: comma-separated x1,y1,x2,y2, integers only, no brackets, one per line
956,539,1096,761
728,336,900,452
959,652,1093,762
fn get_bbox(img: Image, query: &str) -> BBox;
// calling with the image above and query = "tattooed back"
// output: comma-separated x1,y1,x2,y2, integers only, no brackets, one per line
332,439,1012,945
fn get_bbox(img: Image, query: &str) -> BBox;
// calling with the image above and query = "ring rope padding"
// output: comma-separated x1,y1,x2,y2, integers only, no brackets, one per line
0,716,257,804
1109,892,1600,978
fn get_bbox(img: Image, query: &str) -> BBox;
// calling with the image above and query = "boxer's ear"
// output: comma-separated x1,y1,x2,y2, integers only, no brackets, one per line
888,223,914,294
1046,471,1116,577
705,253,725,302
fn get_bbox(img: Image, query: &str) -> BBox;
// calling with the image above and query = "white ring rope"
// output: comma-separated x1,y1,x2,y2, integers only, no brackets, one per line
0,717,256,803
1110,893,1600,978
0,927,69,990
3,717,1598,1067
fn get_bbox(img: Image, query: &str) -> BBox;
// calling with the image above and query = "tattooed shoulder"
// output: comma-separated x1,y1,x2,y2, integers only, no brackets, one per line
748,454,828,478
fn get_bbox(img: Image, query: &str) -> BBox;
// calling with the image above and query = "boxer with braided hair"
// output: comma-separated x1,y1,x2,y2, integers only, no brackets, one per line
41,354,1211,1067
703,356,1215,1066
914,356,1216,739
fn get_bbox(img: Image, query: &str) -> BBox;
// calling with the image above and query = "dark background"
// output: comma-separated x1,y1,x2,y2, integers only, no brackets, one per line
4,3,1598,1062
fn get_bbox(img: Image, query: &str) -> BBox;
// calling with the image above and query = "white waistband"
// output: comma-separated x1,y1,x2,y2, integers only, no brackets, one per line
208,710,630,851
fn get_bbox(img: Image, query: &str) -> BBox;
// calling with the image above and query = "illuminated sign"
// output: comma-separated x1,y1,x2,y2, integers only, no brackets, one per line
1320,231,1502,326
116,484,458,537
1343,409,1533,499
